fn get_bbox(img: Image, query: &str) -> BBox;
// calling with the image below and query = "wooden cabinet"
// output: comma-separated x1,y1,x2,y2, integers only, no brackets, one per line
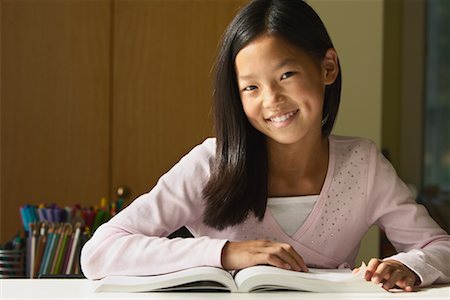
1,0,111,242
111,0,244,202
0,0,245,242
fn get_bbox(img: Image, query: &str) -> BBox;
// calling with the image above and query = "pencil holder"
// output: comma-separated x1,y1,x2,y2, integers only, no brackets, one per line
0,249,26,278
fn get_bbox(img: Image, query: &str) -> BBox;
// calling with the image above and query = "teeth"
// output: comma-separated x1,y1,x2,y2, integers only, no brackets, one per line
270,111,296,123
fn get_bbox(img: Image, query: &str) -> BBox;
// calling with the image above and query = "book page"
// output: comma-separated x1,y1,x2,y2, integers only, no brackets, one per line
234,263,383,293
95,266,238,292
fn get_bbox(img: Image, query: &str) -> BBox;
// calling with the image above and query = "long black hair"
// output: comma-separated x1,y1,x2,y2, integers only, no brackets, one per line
202,0,342,230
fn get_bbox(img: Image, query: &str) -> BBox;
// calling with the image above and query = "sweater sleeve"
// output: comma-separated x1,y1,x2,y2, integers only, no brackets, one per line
80,139,228,279
366,143,450,287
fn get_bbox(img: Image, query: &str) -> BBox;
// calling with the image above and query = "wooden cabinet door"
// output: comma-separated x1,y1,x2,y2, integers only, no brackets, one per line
0,0,247,241
0,1,111,242
112,0,245,201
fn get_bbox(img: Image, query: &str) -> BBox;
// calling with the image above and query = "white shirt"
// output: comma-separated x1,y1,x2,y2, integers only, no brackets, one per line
267,195,319,236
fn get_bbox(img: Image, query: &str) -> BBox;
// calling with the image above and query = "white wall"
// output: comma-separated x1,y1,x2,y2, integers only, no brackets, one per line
308,0,384,266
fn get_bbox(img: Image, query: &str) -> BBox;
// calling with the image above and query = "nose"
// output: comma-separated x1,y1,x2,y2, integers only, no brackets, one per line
262,82,284,109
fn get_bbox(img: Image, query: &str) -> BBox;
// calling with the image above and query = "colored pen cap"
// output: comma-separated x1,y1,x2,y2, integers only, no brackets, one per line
100,197,108,208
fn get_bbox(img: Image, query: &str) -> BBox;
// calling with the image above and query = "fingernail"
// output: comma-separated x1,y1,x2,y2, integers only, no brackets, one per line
285,264,291,270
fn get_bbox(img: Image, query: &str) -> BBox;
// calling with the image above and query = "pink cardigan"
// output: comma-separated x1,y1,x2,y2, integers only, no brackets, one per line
80,135,450,286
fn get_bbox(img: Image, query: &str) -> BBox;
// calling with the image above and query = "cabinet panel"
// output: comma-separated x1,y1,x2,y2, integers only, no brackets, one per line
112,0,245,200
0,1,111,241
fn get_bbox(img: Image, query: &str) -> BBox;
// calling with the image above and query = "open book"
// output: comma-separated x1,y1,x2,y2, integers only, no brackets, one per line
95,263,384,293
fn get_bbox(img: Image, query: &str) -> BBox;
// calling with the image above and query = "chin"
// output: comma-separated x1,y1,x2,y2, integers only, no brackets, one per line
267,135,303,145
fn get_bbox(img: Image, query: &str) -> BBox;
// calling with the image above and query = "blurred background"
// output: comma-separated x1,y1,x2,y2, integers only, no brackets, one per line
1,0,449,267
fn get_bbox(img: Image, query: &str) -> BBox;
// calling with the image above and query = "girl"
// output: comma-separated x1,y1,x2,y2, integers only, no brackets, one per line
81,0,450,292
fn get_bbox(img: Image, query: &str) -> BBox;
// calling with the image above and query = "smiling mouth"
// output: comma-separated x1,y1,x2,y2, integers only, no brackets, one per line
267,109,299,123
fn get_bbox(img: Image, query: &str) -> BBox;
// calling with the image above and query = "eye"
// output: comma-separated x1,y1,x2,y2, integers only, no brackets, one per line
281,71,295,80
242,85,257,92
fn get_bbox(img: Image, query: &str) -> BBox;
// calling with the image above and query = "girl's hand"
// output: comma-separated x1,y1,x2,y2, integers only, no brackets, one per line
354,258,419,292
221,240,308,272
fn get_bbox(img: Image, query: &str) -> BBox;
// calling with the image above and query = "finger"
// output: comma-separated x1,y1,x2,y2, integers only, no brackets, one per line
258,252,292,270
371,261,393,285
352,267,359,274
280,243,308,272
265,245,303,272
404,278,415,292
381,268,403,291
396,276,416,292
404,285,414,292
365,258,381,281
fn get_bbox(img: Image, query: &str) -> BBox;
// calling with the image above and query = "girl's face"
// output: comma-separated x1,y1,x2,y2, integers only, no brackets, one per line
235,35,338,146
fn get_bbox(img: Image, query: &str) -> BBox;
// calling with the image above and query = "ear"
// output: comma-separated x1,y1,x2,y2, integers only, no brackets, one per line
322,48,339,85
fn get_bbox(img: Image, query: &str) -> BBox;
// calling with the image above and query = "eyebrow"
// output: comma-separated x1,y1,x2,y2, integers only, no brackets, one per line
237,58,299,81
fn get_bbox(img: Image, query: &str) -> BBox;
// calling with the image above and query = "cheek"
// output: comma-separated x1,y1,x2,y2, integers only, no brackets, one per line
295,82,325,109
241,99,260,120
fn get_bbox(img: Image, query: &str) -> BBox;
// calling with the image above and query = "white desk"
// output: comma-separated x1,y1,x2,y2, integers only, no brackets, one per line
1,279,449,300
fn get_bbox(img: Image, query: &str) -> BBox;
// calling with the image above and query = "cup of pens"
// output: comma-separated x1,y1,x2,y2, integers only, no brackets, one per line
0,234,26,278
0,248,26,278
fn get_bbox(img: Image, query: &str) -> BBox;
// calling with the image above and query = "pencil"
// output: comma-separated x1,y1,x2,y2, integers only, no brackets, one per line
54,224,71,274
65,223,81,274
39,225,54,276
48,225,63,274
33,222,47,278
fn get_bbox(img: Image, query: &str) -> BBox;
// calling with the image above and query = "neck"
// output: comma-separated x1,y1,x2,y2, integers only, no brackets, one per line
267,134,329,197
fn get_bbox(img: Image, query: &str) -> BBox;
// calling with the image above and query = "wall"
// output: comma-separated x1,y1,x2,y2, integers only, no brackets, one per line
308,0,384,265
1,0,386,264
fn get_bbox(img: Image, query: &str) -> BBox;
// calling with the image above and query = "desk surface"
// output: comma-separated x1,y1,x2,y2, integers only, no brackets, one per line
1,279,449,300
